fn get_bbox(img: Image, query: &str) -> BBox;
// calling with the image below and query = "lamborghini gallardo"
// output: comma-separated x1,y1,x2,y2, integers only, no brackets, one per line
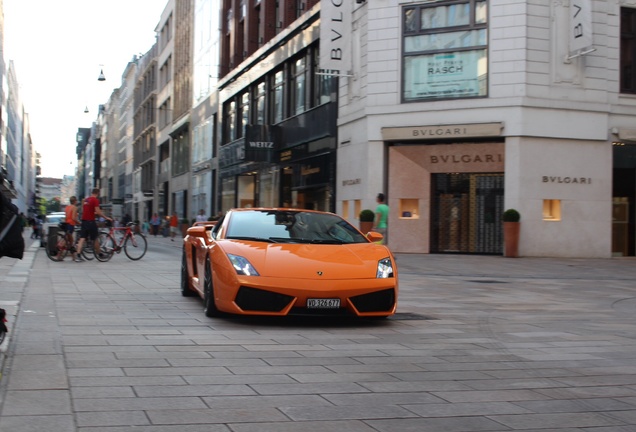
180,208,398,317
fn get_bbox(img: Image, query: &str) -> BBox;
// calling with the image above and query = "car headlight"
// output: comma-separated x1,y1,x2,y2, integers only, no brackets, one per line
376,257,394,278
228,254,260,276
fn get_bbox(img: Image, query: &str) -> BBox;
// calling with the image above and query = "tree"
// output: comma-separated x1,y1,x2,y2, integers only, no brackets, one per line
46,197,61,213
36,197,47,216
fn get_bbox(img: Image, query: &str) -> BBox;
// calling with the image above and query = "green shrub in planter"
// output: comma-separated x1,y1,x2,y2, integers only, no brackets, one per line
502,209,521,222
359,209,375,222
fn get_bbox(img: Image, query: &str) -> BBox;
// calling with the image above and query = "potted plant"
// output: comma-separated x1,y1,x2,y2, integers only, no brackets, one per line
502,209,521,258
359,209,375,234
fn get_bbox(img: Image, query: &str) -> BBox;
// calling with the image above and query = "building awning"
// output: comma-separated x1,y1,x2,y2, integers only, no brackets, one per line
1,179,17,199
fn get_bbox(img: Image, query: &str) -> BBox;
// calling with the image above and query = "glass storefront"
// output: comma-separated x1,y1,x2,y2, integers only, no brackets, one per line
430,173,503,254
221,177,236,211
192,171,211,217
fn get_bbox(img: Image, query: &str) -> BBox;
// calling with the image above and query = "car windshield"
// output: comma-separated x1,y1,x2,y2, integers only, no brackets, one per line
225,210,369,244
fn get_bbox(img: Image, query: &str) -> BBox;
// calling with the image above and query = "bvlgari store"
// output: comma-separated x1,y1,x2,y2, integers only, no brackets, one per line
384,122,505,254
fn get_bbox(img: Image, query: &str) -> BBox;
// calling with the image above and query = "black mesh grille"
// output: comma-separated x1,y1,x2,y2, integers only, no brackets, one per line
235,287,294,312
350,289,396,313
430,173,504,254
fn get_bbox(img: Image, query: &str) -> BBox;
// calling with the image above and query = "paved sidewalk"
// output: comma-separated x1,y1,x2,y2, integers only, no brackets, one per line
0,234,38,363
0,236,635,431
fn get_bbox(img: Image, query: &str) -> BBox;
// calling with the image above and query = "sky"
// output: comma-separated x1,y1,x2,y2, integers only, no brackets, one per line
3,0,169,178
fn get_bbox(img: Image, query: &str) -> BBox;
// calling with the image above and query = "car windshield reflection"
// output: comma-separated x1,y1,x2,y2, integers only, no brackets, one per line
226,210,368,244
46,215,64,223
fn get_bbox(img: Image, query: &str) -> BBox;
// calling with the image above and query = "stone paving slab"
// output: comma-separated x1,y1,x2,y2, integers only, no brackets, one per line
1,235,636,431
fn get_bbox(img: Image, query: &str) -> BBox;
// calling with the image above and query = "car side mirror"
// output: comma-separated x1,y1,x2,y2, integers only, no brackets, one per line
366,231,384,243
186,226,207,237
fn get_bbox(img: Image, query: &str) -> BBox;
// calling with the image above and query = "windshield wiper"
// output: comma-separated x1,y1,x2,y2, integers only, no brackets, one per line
310,239,345,244
268,237,310,243
227,236,277,243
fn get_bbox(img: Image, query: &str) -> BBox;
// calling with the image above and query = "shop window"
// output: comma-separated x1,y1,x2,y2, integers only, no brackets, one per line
400,198,420,219
342,200,350,219
291,57,307,115
621,7,636,94
221,177,236,211
313,48,335,106
192,119,213,164
238,175,255,208
543,199,561,221
171,133,190,177
223,100,236,143
259,169,279,207
402,0,488,102
253,81,266,124
354,200,361,219
239,91,250,138
271,69,285,123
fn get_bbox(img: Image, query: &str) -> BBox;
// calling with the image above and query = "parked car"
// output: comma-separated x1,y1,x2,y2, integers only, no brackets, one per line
180,208,398,318
40,212,66,248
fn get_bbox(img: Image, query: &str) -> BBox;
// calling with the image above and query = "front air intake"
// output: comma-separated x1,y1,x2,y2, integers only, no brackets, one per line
235,287,294,312
350,289,396,313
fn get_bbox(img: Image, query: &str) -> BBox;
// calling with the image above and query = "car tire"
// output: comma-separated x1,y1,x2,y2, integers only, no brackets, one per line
180,250,195,297
203,257,219,317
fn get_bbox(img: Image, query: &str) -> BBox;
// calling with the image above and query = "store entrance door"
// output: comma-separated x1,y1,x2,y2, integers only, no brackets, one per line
430,173,504,254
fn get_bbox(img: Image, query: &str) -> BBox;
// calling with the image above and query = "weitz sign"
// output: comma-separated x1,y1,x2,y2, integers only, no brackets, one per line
319,0,352,74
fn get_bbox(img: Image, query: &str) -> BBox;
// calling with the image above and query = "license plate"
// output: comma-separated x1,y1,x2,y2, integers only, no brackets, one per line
307,298,341,309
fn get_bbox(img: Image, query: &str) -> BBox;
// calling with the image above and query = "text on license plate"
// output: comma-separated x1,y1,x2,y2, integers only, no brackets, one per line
307,298,341,309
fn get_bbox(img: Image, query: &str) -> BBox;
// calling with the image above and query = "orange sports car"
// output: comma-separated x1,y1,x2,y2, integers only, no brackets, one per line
180,208,398,318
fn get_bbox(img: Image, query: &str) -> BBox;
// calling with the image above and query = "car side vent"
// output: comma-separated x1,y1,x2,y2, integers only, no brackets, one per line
350,289,396,313
235,287,294,312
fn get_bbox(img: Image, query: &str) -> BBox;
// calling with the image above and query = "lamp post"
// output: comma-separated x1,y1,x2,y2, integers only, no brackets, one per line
98,65,106,81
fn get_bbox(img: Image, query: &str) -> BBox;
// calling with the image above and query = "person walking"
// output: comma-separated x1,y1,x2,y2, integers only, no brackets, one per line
20,212,28,233
196,209,207,222
169,212,179,241
150,213,161,236
75,188,112,261
374,193,389,245
60,196,80,261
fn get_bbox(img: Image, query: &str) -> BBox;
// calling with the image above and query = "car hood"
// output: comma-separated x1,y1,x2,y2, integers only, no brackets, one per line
218,241,391,279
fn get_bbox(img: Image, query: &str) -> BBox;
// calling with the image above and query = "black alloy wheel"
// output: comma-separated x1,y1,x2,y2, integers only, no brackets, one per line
180,250,195,297
203,258,219,317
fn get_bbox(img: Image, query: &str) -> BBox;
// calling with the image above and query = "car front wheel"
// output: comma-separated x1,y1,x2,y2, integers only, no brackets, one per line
180,250,195,297
203,258,219,317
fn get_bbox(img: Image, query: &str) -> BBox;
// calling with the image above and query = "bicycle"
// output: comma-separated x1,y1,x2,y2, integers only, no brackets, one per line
45,224,81,262
100,221,147,261
45,224,108,262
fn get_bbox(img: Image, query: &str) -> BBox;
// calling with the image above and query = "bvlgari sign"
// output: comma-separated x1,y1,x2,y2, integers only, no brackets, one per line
542,176,592,184
319,0,352,74
382,122,503,141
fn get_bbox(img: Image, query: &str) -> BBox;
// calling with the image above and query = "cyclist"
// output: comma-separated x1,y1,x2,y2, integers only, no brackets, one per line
61,196,81,262
76,188,112,261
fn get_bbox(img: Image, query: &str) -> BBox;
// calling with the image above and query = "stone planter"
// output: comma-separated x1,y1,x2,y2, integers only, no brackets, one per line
503,221,520,257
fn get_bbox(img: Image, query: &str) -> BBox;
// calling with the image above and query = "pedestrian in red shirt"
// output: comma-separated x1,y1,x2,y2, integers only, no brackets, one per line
75,188,112,261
